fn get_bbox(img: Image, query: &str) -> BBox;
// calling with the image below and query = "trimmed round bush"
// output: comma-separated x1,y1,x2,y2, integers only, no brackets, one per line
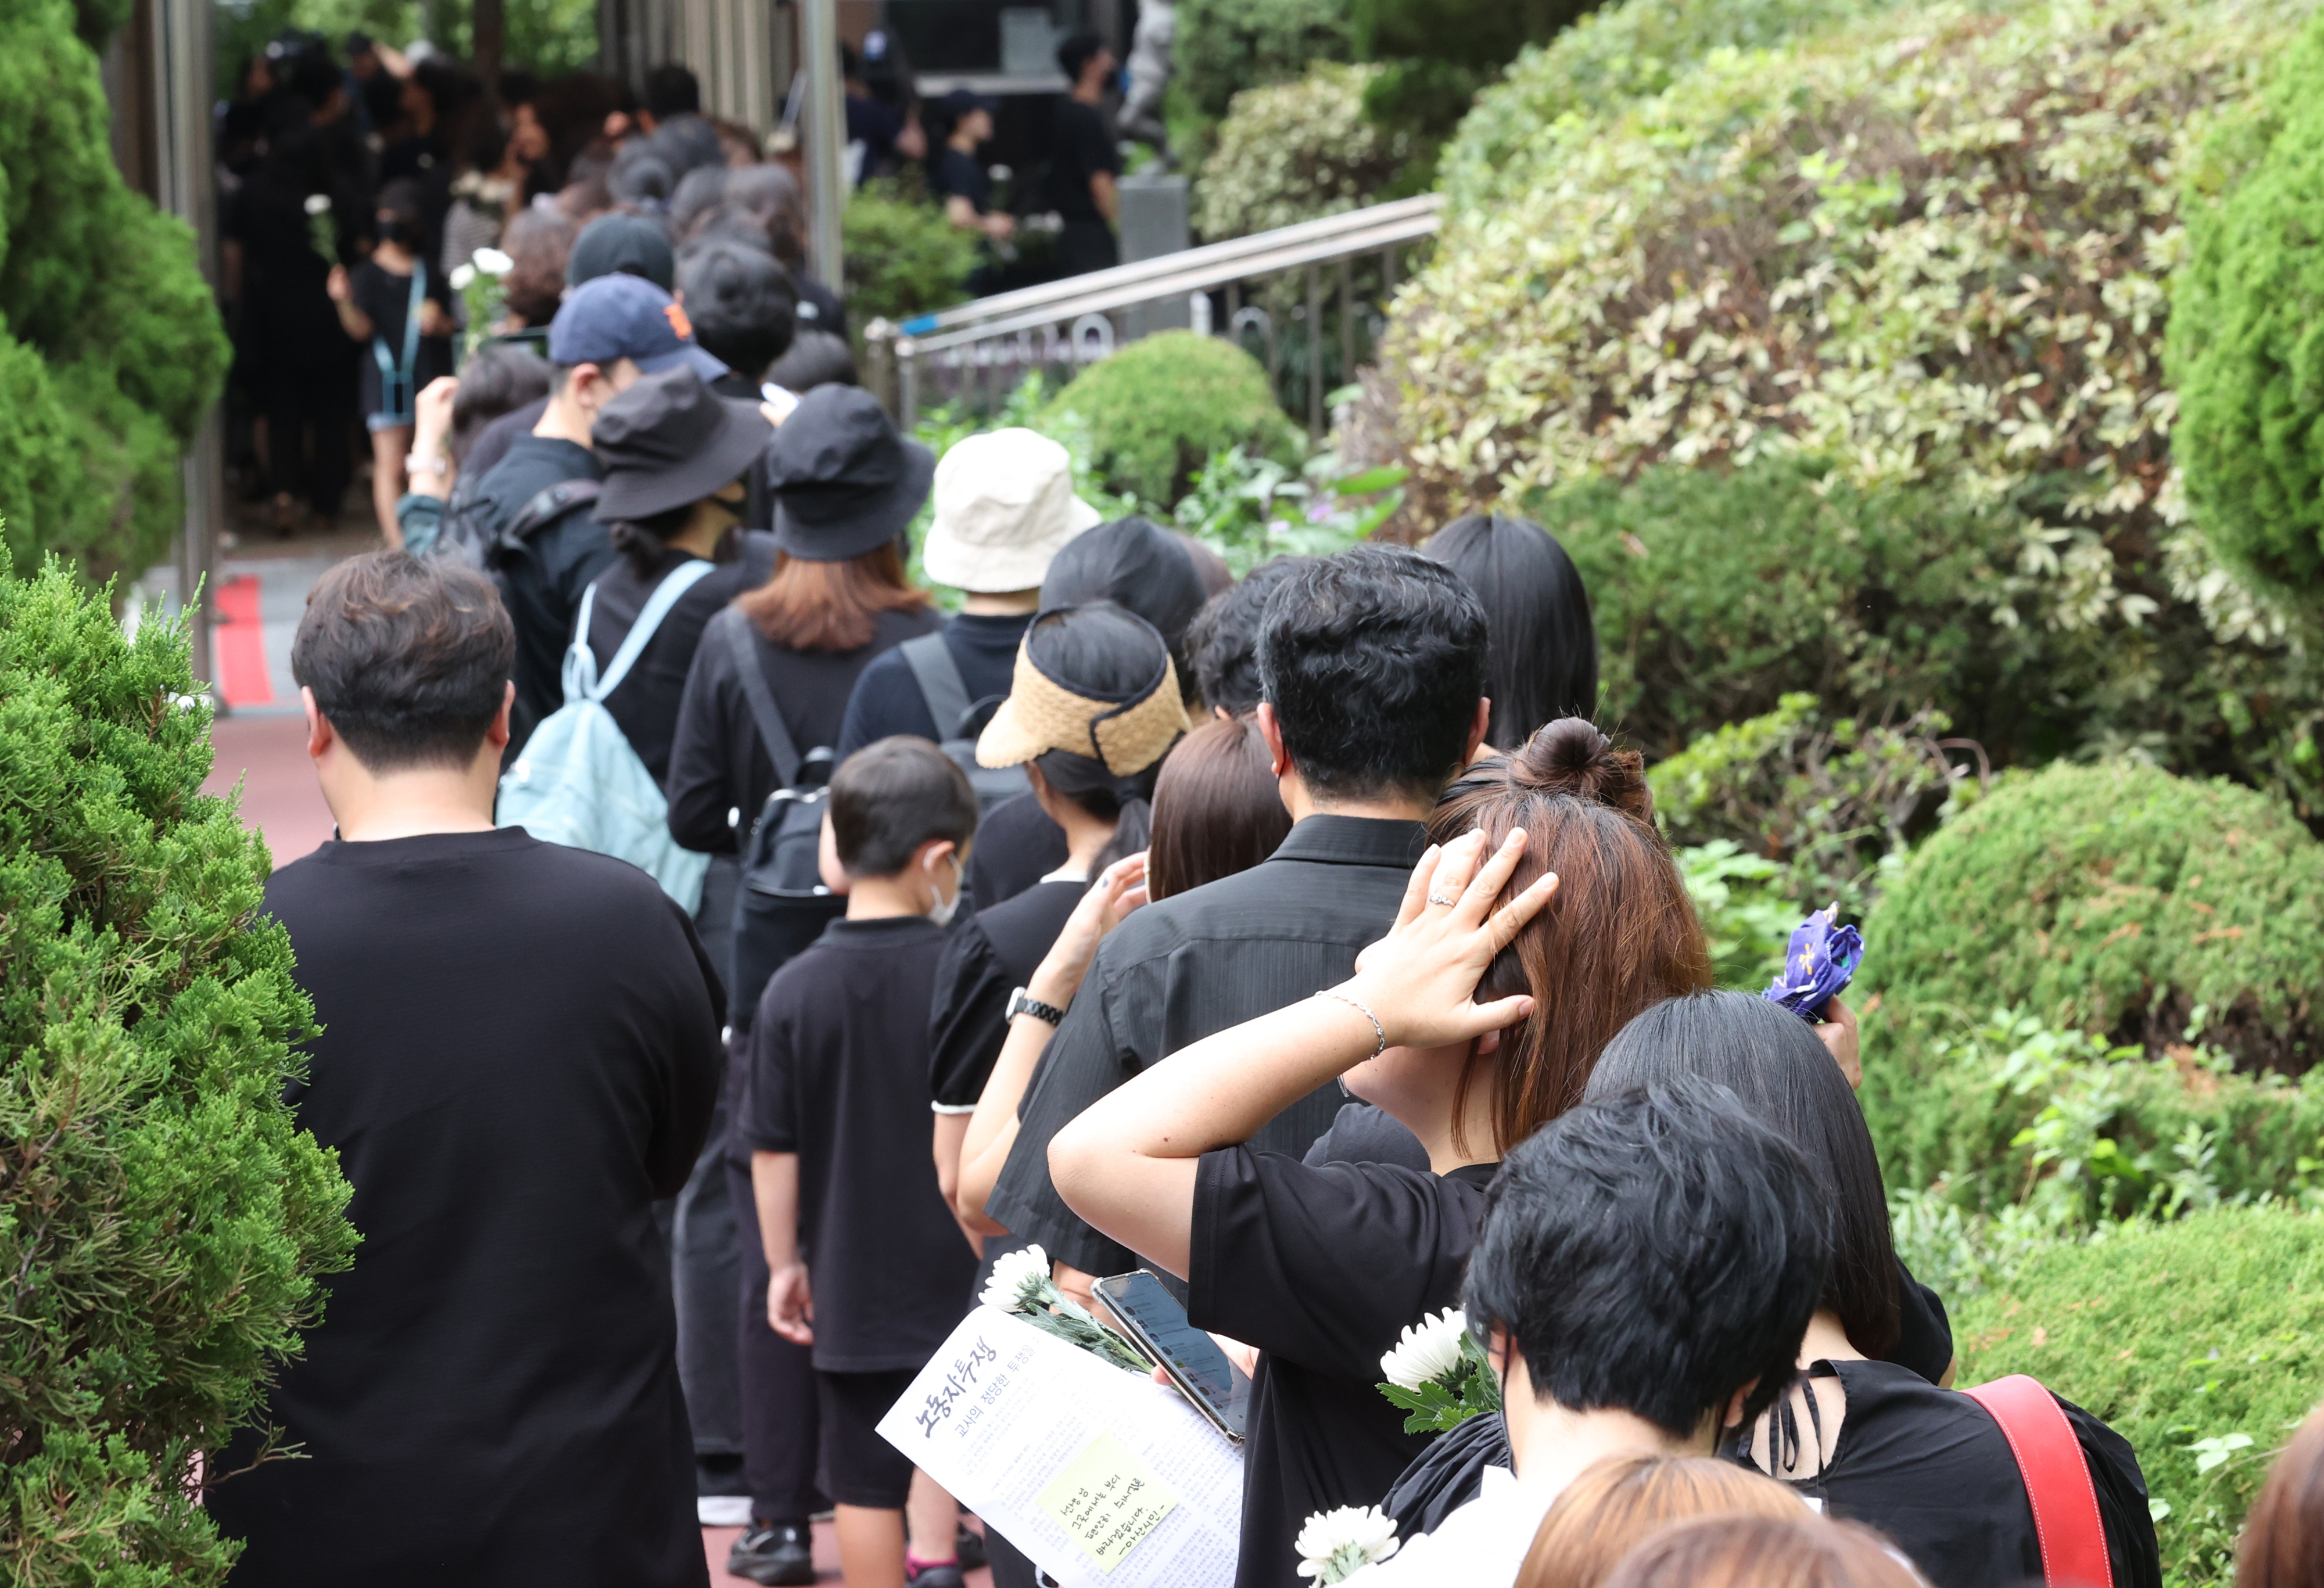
1860,761,2324,1074
0,563,357,1584
2167,12,2324,602
1042,332,1304,508
844,178,980,331
1956,1208,2324,1587
1195,63,1418,241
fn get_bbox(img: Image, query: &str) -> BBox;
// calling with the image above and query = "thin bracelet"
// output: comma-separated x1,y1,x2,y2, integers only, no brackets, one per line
1317,989,1387,1058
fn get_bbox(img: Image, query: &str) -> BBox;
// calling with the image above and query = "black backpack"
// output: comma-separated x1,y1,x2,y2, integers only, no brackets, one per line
719,607,848,1034
896,631,1027,817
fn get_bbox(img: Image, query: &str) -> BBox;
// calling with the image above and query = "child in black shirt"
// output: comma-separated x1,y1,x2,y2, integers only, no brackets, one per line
747,736,981,1588
327,177,455,544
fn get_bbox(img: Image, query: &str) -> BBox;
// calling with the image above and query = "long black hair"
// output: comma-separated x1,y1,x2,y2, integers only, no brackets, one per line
1586,990,1900,1358
1422,514,1598,750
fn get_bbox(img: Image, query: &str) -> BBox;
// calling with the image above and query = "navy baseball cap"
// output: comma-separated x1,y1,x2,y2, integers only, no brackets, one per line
546,272,728,380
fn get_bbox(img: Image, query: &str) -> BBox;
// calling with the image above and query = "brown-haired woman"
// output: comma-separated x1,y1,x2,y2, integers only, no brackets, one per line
1598,1513,1928,1588
1515,1454,1803,1588
1049,717,1711,1588
2239,1404,2324,1588
1147,714,1295,899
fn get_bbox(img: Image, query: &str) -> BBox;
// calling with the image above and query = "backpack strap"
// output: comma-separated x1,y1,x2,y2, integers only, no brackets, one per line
505,477,604,546
899,630,974,742
715,605,802,789
1964,1375,2113,1588
566,558,720,706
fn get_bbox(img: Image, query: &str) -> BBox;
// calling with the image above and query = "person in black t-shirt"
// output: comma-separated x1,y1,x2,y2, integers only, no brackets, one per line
1048,31,1122,275
747,739,981,1588
328,179,457,542
209,553,721,1588
835,427,1098,755
1588,993,2165,1588
931,89,1014,245
1048,721,1718,1588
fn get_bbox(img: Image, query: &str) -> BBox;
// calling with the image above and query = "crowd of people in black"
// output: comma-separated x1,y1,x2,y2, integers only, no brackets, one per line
217,33,1129,547
196,117,2324,1583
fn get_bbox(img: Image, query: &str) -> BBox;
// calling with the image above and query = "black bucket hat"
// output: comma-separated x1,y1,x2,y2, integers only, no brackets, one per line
593,365,772,520
762,385,937,561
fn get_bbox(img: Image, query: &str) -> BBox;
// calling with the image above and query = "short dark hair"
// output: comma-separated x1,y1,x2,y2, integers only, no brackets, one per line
1256,543,1488,801
1422,514,1599,750
828,737,979,878
1588,991,1901,1358
677,239,797,383
447,340,554,467
643,63,701,119
1183,556,1311,716
1147,715,1293,899
765,328,858,391
292,552,513,772
1464,1078,1830,1439
1056,29,1108,80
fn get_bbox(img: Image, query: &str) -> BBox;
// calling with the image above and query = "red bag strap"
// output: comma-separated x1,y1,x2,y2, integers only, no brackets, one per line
1964,1374,2113,1588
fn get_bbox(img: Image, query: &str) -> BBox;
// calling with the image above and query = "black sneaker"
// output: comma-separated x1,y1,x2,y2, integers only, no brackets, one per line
905,1564,966,1588
728,1520,815,1586
956,1524,988,1572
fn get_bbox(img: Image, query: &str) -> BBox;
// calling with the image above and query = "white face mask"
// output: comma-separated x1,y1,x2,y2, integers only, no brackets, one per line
926,851,963,928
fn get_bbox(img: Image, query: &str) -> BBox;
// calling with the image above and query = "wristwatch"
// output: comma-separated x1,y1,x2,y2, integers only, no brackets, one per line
1006,986,1068,1026
406,451,448,478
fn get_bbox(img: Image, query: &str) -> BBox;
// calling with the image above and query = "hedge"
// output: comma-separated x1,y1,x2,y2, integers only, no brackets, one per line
843,178,979,335
1042,332,1305,508
0,562,357,1585
2167,10,2324,603
1859,761,2324,1075
1955,1208,2324,1586
1195,64,1418,242
1168,0,1354,170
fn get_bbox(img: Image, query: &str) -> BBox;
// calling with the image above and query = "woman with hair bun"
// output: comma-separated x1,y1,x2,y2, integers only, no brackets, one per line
1049,717,1712,1588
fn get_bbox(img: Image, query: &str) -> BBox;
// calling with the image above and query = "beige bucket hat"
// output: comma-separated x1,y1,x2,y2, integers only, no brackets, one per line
920,427,1102,592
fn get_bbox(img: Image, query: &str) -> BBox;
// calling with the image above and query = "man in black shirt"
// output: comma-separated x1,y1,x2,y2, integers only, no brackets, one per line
1047,31,1122,276
210,552,722,1588
467,271,729,757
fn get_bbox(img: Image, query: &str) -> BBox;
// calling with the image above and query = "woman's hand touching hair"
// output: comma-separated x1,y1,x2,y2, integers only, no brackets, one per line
1340,829,1559,1054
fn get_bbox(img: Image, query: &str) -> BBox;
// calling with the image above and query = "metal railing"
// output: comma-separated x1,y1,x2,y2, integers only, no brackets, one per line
862,193,1444,433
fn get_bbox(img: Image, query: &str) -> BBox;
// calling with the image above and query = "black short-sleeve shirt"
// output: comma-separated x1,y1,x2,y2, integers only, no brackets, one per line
962,789,1071,915
1046,98,1121,224
927,878,1085,1111
835,611,1034,756
931,146,992,214
744,915,979,1373
1190,1147,1499,1588
351,258,456,400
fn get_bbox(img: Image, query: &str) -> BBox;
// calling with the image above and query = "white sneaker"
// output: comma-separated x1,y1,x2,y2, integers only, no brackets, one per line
699,1494,755,1528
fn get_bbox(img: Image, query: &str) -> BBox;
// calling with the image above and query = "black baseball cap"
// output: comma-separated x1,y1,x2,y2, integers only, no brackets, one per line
762,385,935,560
547,273,727,380
593,367,772,520
937,87,1000,121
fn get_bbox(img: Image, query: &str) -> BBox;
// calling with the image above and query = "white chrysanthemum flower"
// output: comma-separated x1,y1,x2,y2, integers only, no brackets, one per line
302,193,331,215
1379,1308,1466,1391
1294,1506,1400,1582
472,247,514,276
979,1244,1051,1312
449,263,476,292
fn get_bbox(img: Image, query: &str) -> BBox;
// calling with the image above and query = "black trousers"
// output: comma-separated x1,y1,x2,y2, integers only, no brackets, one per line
727,1150,826,1522
260,354,354,518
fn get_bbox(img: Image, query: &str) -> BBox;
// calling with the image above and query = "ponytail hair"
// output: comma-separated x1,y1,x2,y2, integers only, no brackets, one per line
1429,718,1711,1155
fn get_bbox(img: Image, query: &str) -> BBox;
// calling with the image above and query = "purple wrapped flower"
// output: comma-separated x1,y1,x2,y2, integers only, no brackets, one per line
1764,907,1862,1023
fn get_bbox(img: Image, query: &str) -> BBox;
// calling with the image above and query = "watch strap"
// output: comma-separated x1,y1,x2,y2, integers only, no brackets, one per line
1006,986,1068,1026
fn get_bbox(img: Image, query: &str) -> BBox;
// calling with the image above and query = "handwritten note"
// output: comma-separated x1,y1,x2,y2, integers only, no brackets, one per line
1035,1432,1178,1571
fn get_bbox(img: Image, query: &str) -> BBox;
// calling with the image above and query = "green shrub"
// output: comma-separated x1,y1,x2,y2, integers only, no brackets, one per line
1168,0,1354,168
1954,1208,2324,1587
842,178,979,334
1673,840,1794,990
1195,63,1419,240
1042,332,1304,507
1862,761,2324,1080
0,562,358,1585
0,0,229,582
1350,0,1587,156
1169,447,1400,576
2167,12,2324,602
1867,1011,2324,1233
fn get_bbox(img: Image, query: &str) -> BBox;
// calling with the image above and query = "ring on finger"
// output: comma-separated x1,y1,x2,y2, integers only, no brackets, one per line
1427,890,1458,907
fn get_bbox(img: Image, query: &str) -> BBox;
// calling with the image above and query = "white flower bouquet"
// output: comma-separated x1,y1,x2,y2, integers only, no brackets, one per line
1294,1504,1400,1583
980,1245,1153,1375
451,247,515,355
1375,1307,1502,1434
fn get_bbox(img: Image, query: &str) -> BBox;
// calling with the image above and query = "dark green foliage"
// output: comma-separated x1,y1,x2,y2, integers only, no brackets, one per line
2167,13,2324,602
1860,761,2324,1075
1168,0,1354,164
1955,1208,2324,1586
842,178,980,335
0,0,229,583
0,562,358,1584
1536,459,2039,759
1042,333,1304,508
1351,0,1588,152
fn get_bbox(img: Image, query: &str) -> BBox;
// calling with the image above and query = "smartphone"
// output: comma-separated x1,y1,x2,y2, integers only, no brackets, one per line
1093,1270,1251,1443
760,382,801,423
